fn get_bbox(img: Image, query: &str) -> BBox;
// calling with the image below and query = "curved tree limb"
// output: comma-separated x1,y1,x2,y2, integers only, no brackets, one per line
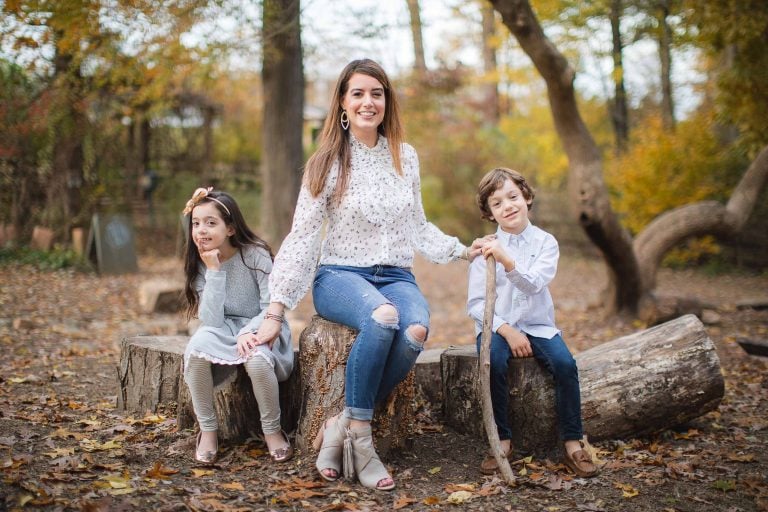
634,145,768,290
480,255,516,485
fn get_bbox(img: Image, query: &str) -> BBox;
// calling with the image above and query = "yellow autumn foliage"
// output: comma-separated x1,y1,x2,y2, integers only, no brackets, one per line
606,111,746,263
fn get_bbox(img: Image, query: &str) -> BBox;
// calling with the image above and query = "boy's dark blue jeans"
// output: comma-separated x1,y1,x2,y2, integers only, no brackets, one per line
476,331,584,442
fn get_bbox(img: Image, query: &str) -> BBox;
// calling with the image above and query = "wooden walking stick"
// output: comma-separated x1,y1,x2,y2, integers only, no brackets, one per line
479,255,516,485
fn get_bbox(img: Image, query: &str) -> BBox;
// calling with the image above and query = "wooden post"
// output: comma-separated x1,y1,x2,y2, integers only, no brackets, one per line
479,256,516,484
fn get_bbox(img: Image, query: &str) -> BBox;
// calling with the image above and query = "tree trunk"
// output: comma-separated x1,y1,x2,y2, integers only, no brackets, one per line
442,315,724,459
117,335,301,443
47,29,86,239
406,0,428,75
489,0,641,315
261,0,303,248
610,0,629,152
116,335,188,413
202,105,215,185
657,0,676,131
295,316,415,458
481,2,501,125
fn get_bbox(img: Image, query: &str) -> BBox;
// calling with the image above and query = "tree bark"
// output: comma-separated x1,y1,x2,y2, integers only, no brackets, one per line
442,315,724,458
610,0,629,152
48,29,87,239
261,0,303,248
117,335,301,442
481,2,501,124
657,0,676,131
116,335,188,413
294,316,415,458
489,0,642,315
406,0,428,75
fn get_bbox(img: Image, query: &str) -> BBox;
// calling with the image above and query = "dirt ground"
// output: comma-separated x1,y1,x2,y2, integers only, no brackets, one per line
1,254,767,511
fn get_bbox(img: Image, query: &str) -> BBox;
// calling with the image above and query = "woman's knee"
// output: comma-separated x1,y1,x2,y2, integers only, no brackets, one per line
371,304,399,328
406,323,428,344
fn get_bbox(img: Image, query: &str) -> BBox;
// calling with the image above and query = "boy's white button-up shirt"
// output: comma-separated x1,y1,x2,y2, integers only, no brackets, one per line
467,223,560,339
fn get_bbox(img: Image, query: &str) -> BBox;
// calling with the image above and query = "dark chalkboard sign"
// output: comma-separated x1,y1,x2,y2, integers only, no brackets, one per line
86,213,138,274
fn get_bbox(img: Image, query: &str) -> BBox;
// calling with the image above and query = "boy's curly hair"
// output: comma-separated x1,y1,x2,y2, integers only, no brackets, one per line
476,167,535,222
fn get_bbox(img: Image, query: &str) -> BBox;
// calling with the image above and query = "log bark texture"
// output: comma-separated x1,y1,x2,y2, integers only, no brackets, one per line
442,314,724,458
116,335,187,413
117,335,301,443
295,316,416,457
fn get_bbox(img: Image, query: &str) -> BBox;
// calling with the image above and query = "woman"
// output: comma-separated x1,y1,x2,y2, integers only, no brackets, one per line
256,59,484,490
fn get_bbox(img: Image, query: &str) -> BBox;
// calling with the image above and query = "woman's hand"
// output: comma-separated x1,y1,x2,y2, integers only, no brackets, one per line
255,303,285,350
467,234,496,261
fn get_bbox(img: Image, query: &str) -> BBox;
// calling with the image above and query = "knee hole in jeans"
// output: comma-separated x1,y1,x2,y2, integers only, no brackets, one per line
406,324,428,343
371,304,399,328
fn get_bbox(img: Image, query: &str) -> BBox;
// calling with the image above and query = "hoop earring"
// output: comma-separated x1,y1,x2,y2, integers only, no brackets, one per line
340,110,350,131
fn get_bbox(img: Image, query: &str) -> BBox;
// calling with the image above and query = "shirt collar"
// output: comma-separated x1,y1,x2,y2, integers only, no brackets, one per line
349,131,388,154
496,222,532,247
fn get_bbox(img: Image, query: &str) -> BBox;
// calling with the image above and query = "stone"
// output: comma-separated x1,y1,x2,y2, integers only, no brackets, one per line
138,279,184,314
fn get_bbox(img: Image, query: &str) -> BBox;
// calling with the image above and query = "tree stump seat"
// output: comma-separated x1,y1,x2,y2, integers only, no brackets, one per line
116,317,422,454
294,316,417,457
116,335,300,443
441,314,725,458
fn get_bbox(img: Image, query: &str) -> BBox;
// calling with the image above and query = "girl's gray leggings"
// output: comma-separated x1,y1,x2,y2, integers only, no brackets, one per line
184,354,281,434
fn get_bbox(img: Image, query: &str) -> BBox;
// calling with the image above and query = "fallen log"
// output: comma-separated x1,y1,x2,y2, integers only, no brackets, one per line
294,316,416,457
442,314,724,458
116,335,300,443
737,337,768,357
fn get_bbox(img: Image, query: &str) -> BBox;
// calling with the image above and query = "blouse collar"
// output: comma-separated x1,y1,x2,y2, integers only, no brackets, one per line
349,131,389,155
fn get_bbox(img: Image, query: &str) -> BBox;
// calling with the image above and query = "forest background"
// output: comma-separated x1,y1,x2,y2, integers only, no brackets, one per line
1,0,767,316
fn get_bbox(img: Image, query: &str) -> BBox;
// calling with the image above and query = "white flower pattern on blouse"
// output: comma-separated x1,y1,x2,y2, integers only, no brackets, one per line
269,134,466,309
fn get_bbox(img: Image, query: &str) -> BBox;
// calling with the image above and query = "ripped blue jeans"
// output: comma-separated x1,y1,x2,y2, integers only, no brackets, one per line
313,265,430,421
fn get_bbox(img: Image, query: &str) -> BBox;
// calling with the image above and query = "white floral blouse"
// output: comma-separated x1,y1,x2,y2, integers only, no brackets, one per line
269,134,466,309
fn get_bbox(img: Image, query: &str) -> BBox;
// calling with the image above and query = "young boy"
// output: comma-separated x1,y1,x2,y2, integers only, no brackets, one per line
467,167,598,478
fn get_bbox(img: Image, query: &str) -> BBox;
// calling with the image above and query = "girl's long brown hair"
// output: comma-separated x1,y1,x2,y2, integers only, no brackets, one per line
182,190,273,320
304,58,405,204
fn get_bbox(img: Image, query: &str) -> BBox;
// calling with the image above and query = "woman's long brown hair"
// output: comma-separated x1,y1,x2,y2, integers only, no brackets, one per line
304,58,405,204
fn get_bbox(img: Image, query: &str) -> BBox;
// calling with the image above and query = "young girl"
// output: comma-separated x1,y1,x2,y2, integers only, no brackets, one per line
181,187,294,464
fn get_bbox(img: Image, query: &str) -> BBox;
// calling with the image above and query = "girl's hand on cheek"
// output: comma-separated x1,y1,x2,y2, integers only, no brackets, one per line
200,248,221,271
